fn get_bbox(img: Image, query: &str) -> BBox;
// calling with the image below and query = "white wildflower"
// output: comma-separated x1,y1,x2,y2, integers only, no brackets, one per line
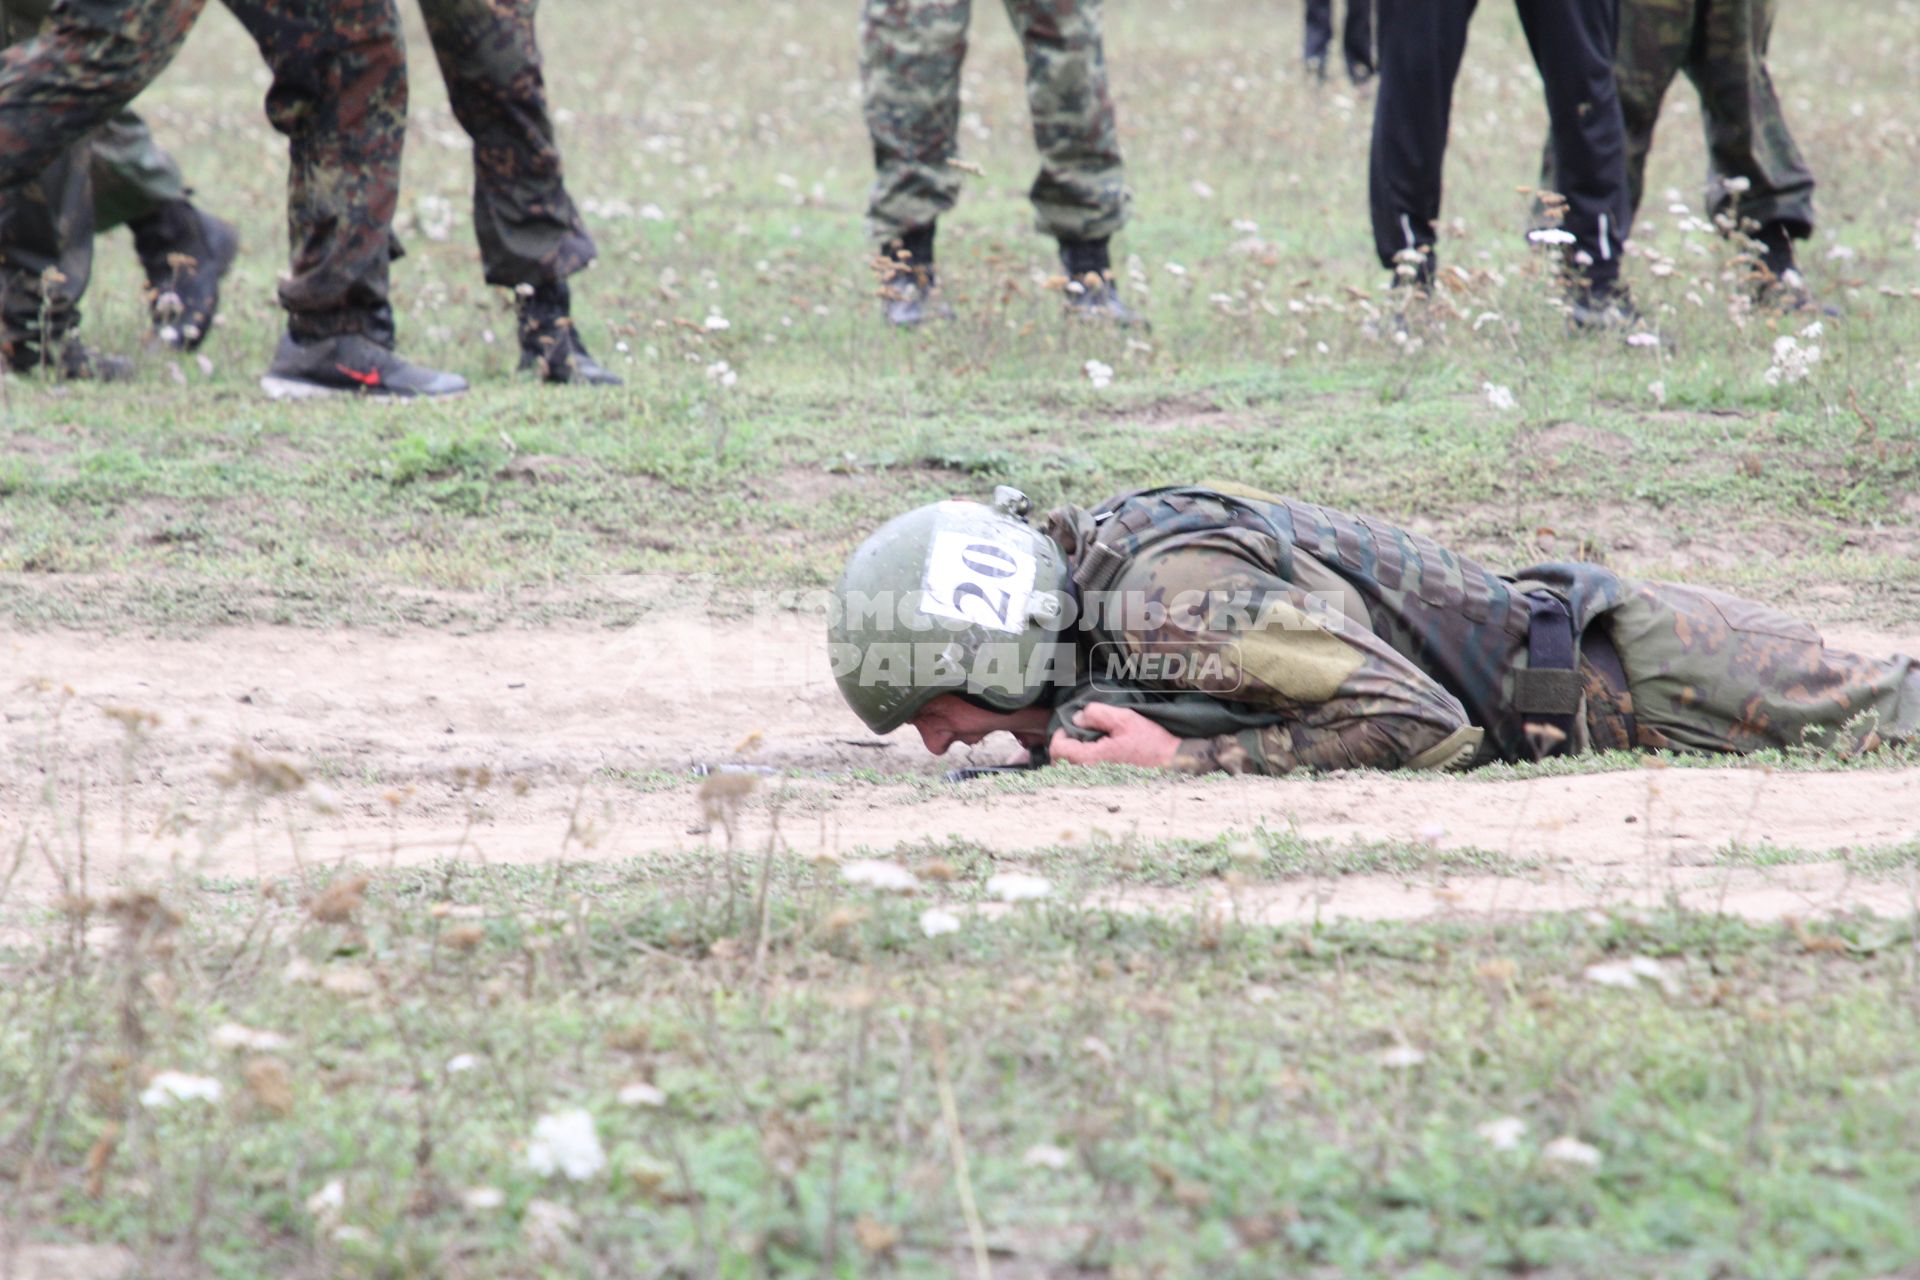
1022,1143,1072,1170
1583,954,1676,994
446,1053,479,1074
1542,1135,1603,1168
1477,1116,1528,1151
462,1186,505,1212
1626,332,1661,348
319,965,377,998
1825,244,1854,261
705,359,737,388
525,1109,606,1181
522,1199,581,1251
840,859,919,893
703,312,731,331
1190,179,1215,200
1378,1044,1426,1069
1231,218,1259,233
1083,359,1114,389
986,872,1052,902
139,1071,223,1109
1763,334,1819,386
918,906,962,937
1648,379,1666,406
639,203,665,221
1722,176,1752,195
1527,228,1577,246
305,1178,346,1222
211,1023,290,1054
413,195,454,243
618,1081,667,1107
1483,382,1517,412
1799,319,1824,340
1164,262,1187,276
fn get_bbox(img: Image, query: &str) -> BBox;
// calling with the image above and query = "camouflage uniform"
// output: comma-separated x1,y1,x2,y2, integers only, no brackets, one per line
0,0,406,344
0,0,191,345
1036,485,1919,774
1584,0,1815,235
414,0,595,287
860,0,1130,246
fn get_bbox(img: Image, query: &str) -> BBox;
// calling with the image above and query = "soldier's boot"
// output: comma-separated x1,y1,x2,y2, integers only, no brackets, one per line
3,326,132,381
1566,276,1648,335
1751,221,1838,317
1059,237,1143,326
259,330,468,400
516,280,623,386
129,199,239,351
877,226,955,327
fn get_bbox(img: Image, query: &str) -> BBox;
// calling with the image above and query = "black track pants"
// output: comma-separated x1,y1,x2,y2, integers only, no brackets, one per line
1369,0,1629,282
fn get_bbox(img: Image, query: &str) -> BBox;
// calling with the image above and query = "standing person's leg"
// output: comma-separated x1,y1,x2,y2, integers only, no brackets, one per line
90,110,240,349
1002,0,1134,322
415,0,615,384
1367,0,1476,284
1342,0,1375,83
862,0,968,324
1537,0,1686,247
228,0,465,396
1303,0,1333,75
0,0,186,376
1684,0,1816,296
1512,0,1631,295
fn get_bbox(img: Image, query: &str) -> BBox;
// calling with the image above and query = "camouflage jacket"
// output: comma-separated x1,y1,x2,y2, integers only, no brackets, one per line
1038,485,1627,774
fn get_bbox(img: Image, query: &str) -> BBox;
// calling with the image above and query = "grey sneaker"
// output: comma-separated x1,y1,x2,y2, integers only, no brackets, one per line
1062,271,1143,326
259,331,467,399
879,267,955,327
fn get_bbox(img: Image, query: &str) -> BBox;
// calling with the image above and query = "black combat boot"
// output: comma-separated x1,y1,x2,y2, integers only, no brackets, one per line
877,225,954,327
516,280,622,385
128,198,239,351
1750,220,1833,315
1058,236,1141,326
1566,275,1647,334
4,328,131,381
259,330,468,399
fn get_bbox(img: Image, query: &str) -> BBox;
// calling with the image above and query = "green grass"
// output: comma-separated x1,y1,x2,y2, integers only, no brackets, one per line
0,1,1913,631
5,850,1920,1279
5,0,1920,1273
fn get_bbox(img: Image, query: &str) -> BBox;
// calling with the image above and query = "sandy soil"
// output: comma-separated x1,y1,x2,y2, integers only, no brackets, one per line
5,617,1918,921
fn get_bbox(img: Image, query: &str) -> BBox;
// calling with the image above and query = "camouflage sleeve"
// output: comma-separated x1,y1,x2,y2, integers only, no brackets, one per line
1101,540,1477,775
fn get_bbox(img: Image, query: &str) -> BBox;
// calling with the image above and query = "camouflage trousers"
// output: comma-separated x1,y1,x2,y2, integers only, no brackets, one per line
0,0,188,342
1585,581,1919,755
860,0,1130,246
0,0,405,344
415,0,595,287
1542,0,1815,236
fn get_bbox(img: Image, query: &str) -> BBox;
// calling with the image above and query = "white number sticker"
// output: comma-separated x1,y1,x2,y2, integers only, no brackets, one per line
922,529,1037,633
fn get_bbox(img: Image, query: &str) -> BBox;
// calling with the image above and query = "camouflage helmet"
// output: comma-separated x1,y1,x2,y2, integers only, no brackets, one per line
828,487,1074,734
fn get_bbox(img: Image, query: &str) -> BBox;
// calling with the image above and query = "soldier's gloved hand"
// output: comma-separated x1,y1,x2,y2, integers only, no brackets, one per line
1047,704,1182,769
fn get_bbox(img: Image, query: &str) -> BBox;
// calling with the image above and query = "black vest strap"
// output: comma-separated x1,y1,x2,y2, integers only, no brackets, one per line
1514,590,1580,755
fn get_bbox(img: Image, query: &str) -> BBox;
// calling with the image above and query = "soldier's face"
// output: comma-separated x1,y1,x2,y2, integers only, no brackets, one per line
909,694,1050,756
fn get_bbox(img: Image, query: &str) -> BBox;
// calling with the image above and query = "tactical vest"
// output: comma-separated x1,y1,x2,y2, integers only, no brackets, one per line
1055,484,1625,763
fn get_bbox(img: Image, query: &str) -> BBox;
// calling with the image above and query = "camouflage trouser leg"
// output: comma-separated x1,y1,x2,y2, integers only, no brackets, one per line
222,0,404,340
91,108,188,231
415,0,595,287
1003,0,1127,242
0,0,201,350
1680,0,1814,235
1602,580,1920,755
861,0,969,246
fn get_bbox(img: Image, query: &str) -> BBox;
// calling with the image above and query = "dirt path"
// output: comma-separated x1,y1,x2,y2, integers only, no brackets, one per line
5,620,1918,921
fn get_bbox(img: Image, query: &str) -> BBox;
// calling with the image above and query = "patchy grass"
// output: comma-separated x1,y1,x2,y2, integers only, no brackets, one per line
5,843,1920,1279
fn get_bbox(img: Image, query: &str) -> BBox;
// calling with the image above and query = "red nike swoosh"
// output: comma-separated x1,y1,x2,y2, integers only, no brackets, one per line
335,363,382,387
